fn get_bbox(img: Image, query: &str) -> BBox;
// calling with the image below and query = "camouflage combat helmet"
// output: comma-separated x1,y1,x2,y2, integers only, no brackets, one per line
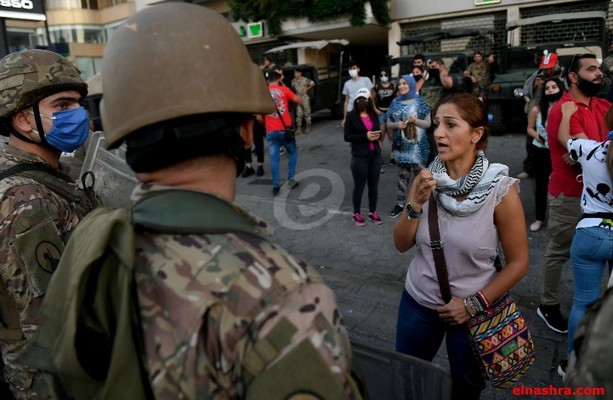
101,3,275,149
0,49,88,124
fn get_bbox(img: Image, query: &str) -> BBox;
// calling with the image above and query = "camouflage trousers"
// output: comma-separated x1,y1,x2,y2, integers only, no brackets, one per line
295,95,311,128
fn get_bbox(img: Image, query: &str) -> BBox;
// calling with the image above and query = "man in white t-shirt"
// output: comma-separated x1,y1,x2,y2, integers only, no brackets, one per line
342,62,374,127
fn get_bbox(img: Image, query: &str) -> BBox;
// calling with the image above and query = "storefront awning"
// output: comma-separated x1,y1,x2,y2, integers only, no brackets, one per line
265,39,349,53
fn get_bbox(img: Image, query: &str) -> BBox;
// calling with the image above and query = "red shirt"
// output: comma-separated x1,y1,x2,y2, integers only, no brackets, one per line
264,84,296,132
546,91,611,197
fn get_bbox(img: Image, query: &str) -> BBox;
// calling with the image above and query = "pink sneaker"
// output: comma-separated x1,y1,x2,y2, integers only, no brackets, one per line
368,212,382,225
352,213,365,226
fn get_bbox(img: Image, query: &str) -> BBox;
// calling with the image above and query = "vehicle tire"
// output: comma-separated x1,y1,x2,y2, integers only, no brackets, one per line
489,103,506,136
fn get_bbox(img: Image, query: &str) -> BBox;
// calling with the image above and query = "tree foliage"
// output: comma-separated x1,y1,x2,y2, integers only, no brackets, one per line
230,0,390,36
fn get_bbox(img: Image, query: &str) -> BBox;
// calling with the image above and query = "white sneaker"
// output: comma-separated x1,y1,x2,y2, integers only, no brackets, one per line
558,359,568,379
517,172,530,180
530,221,544,232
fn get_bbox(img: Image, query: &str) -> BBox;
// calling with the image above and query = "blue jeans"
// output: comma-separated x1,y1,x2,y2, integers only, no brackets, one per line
267,130,297,189
396,290,485,400
568,226,613,357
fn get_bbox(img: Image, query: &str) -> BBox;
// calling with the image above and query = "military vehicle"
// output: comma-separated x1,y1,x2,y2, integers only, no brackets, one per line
393,10,609,134
488,41,609,134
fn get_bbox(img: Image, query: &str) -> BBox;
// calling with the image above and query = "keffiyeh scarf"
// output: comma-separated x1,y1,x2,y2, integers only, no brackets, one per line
430,151,509,216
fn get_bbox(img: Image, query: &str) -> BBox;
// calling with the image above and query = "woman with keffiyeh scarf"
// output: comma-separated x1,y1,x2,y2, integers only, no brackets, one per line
393,92,529,399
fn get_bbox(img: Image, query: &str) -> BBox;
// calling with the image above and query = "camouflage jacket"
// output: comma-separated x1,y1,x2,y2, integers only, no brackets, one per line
26,184,361,399
465,62,491,93
131,185,359,399
291,76,314,97
0,142,86,399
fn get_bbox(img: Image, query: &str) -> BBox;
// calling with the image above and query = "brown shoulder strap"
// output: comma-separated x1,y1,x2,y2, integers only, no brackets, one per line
428,196,452,304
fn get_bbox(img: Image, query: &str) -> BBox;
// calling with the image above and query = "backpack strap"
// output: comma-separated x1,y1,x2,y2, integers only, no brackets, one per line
0,163,98,216
0,279,22,341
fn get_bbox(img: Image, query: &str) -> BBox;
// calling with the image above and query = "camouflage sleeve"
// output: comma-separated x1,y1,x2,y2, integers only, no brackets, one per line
0,181,80,399
242,279,360,399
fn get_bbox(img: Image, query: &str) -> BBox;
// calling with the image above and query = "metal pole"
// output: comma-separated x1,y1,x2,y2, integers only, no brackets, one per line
0,18,9,57
41,0,51,48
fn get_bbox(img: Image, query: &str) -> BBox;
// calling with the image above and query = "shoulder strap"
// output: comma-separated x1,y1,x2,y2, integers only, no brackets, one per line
0,162,72,183
428,196,452,304
0,163,98,216
0,278,22,341
428,197,503,300
269,91,289,130
582,212,613,220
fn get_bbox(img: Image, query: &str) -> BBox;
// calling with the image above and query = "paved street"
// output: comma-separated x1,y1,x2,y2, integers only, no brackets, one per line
235,111,585,399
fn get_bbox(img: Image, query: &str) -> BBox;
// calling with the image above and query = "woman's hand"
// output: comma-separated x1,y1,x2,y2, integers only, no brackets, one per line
367,131,380,141
394,169,436,252
407,169,436,208
437,297,471,325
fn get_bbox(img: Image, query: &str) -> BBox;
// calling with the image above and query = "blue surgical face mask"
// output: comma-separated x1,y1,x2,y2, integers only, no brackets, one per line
34,107,90,153
380,75,389,82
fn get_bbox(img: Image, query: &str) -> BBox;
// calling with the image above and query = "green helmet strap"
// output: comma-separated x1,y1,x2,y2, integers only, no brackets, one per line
32,103,51,149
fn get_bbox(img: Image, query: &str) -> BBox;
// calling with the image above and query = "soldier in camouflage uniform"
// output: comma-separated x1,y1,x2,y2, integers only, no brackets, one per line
291,69,315,134
25,4,363,399
463,51,491,98
0,50,93,399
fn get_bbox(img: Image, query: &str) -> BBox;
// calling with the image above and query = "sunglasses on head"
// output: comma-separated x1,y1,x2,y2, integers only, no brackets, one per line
567,53,595,74
356,97,368,101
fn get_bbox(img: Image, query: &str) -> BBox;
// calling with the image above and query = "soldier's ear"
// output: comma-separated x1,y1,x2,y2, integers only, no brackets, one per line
239,118,254,149
12,109,35,133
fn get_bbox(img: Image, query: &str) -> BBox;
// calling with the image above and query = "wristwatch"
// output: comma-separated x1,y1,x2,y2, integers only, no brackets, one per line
405,202,423,220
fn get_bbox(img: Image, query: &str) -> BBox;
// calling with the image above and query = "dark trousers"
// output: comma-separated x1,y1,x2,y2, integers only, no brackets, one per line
245,120,265,164
523,135,536,175
351,152,382,214
396,290,485,400
532,145,552,221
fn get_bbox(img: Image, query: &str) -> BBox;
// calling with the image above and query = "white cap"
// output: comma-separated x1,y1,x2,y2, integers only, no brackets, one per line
355,87,371,99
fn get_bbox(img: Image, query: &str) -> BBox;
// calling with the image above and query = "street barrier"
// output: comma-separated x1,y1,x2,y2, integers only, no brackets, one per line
351,340,452,400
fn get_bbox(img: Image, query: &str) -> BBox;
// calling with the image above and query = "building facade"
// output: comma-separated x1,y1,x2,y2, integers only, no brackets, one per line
1,0,610,80
389,0,611,62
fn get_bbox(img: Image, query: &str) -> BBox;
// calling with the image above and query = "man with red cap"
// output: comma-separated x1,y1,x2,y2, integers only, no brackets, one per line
524,50,562,102
539,50,561,78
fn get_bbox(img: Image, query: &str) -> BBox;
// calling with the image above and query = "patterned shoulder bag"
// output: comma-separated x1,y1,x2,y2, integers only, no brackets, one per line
428,196,535,388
